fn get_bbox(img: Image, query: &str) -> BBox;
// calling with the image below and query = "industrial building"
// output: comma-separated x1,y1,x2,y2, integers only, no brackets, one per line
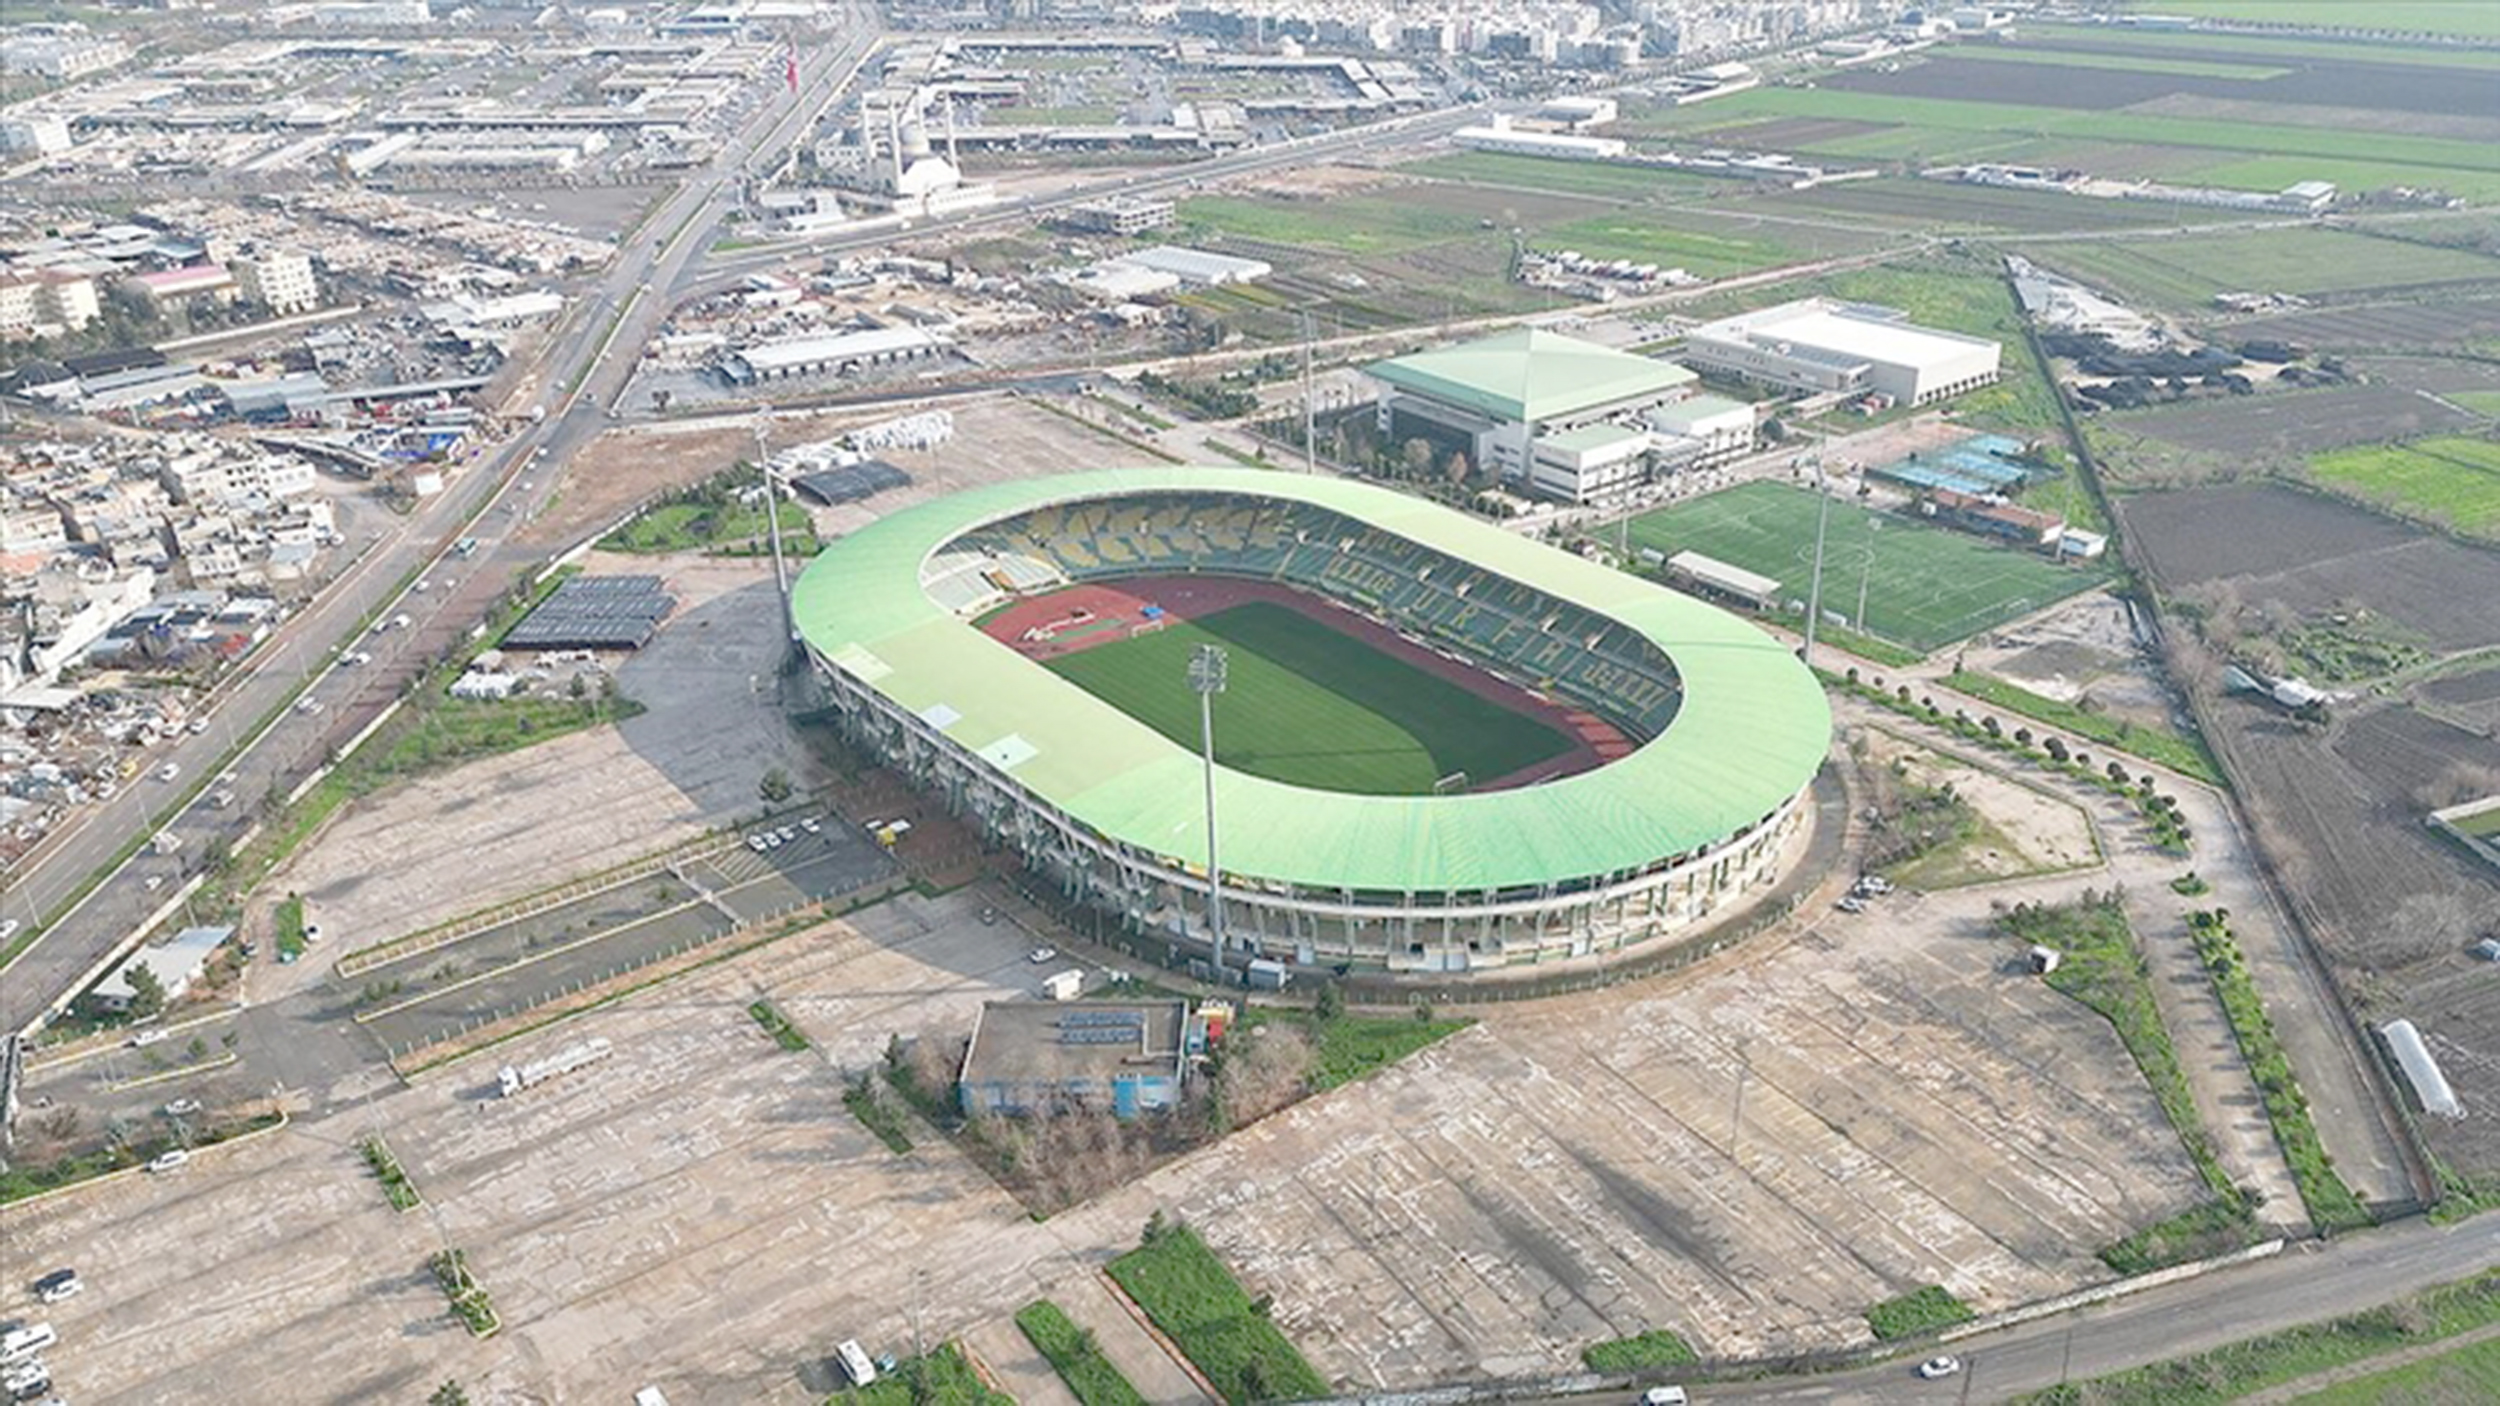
1681,298,2002,406
1367,328,1715,503
956,1000,1191,1118
719,325,950,383
1108,245,1270,287
1454,115,1627,162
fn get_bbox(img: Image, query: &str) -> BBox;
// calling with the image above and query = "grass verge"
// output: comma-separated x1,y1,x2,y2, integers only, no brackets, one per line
2186,909,2373,1234
1997,895,2259,1271
1109,1220,1328,1404
1582,1329,1698,1373
429,1248,499,1338
830,1343,1010,1406
1867,1284,1975,1342
1016,1300,1150,1406
1945,669,2222,786
274,894,308,960
2014,1269,2500,1405
843,1075,914,1153
746,998,809,1052
359,1135,422,1211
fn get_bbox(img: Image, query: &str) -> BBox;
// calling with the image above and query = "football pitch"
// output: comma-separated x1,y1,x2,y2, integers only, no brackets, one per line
1045,601,1576,795
1627,481,2107,653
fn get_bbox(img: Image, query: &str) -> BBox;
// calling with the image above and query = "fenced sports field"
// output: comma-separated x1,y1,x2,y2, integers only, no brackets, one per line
1627,481,2108,652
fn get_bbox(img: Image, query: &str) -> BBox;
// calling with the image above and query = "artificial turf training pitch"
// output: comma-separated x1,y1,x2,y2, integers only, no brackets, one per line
1044,601,1576,796
1626,481,2105,653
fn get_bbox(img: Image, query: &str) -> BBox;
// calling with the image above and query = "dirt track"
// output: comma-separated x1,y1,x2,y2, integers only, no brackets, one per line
978,574,1632,792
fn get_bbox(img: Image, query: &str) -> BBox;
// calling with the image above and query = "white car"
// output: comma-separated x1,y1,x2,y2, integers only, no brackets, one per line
128,1029,169,1048
1027,946,1057,964
294,697,322,714
801,818,821,835
1917,1356,1962,1380
156,763,180,782
747,836,769,853
163,1098,202,1118
0,920,18,943
146,1149,191,1174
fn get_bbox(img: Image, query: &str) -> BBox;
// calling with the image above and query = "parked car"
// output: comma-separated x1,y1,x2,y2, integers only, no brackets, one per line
145,1149,190,1174
1836,895,1867,914
30,1270,78,1305
1639,1389,1687,1406
163,1098,202,1118
127,1030,168,1049
1027,946,1057,964
1917,1356,1962,1379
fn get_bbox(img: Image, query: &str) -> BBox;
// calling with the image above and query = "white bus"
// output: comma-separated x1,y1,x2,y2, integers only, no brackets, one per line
836,1340,877,1387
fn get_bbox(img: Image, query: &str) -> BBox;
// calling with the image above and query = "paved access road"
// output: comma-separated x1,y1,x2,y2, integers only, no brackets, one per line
1509,1211,2500,1404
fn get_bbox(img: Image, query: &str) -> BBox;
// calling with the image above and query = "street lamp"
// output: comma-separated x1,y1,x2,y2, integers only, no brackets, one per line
1188,644,1229,974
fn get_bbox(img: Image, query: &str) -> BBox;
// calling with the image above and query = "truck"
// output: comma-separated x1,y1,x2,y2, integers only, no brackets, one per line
496,1037,613,1097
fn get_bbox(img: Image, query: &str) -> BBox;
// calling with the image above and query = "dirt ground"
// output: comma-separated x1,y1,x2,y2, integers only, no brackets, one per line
1855,725,2099,884
1964,590,2179,734
802,393,1172,539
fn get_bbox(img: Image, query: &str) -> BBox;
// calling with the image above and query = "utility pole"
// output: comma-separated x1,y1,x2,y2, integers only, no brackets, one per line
1189,644,1230,975
756,418,796,664
1301,309,1316,474
1801,447,1830,669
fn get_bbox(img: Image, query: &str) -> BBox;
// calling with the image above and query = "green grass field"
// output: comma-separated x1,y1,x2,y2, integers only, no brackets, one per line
2309,436,2500,539
1176,195,1483,254
1628,482,2105,651
1046,602,1575,794
1938,45,2294,79
1537,215,1796,278
2293,1331,2500,1403
1398,150,1728,202
1108,1224,1328,1405
2129,0,2500,39
2033,230,2500,309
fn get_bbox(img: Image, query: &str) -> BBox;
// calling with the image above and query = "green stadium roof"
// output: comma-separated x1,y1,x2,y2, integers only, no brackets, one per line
790,469,1829,894
1367,328,1697,426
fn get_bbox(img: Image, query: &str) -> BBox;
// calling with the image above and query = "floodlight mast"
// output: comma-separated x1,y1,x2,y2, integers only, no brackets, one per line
1188,644,1230,975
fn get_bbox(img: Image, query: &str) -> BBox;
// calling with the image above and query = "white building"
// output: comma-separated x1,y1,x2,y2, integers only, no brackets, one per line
1107,245,1271,287
1369,327,1705,503
721,325,950,383
1455,116,1627,162
1681,298,2001,406
0,31,129,81
93,925,231,1013
0,268,99,338
233,247,319,315
0,115,74,155
1644,393,1756,468
158,446,318,506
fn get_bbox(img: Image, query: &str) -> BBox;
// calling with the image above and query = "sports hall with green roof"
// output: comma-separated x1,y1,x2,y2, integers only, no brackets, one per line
791,468,1828,974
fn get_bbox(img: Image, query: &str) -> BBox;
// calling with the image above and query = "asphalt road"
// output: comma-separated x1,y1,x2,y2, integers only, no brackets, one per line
1510,1213,2500,1405
0,7,885,1042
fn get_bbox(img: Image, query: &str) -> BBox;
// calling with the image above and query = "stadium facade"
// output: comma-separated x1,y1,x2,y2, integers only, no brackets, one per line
791,469,1829,976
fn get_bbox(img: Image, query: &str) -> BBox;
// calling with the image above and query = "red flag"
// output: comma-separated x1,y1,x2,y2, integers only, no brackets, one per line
786,45,799,95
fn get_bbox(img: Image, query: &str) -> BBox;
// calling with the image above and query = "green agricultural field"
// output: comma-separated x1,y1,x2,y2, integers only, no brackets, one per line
2309,436,2500,539
1400,151,1727,202
2449,391,2500,418
1629,481,2105,651
2129,0,2500,39
1614,86,2500,197
2033,230,2500,309
1047,602,1576,794
2027,23,2500,74
1175,195,1483,254
1109,1224,1329,1405
1938,45,2294,80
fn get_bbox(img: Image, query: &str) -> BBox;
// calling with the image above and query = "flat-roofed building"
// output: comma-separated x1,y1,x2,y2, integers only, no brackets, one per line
720,325,950,383
1369,327,1701,501
233,247,319,315
957,1000,1189,1119
1683,298,2000,406
1060,194,1174,236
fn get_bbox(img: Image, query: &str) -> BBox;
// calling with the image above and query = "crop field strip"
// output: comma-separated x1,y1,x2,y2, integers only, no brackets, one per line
1045,601,1577,795
2029,229,2500,310
1627,481,2106,653
2309,436,2500,540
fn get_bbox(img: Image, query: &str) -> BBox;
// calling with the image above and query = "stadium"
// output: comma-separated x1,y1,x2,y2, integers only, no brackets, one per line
789,468,1829,974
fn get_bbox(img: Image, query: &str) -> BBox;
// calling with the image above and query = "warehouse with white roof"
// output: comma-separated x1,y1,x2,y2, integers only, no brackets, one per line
1681,298,2001,406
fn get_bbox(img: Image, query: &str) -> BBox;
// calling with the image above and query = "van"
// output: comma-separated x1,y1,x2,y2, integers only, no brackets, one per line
0,1324,56,1364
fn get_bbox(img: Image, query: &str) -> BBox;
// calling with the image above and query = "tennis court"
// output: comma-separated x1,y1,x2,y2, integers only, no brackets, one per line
1628,481,2106,652
1046,601,1577,795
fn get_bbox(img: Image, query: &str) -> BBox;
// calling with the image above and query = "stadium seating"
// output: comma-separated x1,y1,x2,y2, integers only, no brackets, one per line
950,492,1686,739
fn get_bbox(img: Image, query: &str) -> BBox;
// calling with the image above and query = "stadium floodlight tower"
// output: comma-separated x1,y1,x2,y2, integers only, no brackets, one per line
1188,643,1230,974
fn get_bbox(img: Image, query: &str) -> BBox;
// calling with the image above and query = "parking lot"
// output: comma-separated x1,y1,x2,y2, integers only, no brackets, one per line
1049,906,2205,1388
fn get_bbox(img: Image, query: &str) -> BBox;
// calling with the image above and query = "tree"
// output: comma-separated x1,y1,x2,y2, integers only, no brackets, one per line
757,767,794,804
1444,450,1470,486
125,964,167,1020
1312,981,1343,1022
429,1382,470,1406
1400,436,1434,479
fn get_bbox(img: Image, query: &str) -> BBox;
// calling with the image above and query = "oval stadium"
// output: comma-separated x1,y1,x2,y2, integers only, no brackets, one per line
790,468,1829,974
